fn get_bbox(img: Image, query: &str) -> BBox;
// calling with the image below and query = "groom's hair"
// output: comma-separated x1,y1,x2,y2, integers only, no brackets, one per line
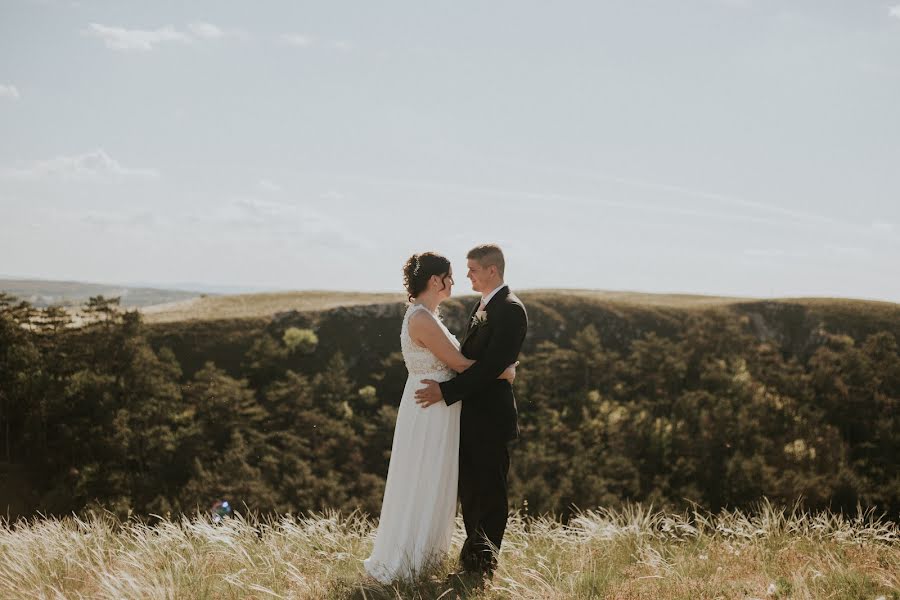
467,244,505,278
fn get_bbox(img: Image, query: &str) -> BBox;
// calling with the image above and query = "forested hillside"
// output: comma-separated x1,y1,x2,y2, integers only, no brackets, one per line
1,291,898,522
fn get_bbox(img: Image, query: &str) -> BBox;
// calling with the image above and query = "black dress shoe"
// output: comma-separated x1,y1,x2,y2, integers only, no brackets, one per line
444,569,483,586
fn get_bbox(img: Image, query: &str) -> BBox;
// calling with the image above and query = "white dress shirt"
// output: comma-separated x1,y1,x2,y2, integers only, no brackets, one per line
479,283,508,310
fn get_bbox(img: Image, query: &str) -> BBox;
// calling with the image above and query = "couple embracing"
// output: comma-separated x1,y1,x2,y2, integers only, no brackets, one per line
363,244,528,585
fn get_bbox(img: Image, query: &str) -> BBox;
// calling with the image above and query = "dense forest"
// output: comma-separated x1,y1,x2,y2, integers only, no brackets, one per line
1,291,898,522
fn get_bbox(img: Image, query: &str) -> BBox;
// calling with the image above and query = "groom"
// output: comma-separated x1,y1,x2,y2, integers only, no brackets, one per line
415,243,528,580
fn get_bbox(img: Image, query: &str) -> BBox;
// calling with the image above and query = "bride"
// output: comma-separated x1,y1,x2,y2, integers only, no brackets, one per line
363,252,517,584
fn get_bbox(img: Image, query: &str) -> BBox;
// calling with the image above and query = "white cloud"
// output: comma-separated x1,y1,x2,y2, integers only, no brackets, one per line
201,197,365,250
278,33,313,47
84,22,245,51
188,22,225,39
84,23,190,52
872,221,895,233
0,149,160,182
471,159,848,231
276,33,353,51
258,179,282,192
890,4,900,19
188,22,248,41
0,84,20,100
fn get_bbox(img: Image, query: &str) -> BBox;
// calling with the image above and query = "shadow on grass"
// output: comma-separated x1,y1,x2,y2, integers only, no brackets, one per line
329,567,489,600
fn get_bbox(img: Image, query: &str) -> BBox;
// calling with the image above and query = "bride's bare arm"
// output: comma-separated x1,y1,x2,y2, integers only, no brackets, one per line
408,311,473,372
408,311,517,380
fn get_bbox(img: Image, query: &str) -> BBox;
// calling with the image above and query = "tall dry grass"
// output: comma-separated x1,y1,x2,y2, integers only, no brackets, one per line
1,501,897,599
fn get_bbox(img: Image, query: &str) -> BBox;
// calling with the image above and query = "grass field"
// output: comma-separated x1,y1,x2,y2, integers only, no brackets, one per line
2,502,897,599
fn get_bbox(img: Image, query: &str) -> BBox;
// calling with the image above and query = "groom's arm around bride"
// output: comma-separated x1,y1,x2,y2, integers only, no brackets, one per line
415,289,527,434
440,296,526,405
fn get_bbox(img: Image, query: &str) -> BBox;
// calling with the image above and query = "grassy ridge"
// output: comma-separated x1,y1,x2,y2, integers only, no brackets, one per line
139,290,900,385
2,503,897,599
138,289,755,324
142,290,408,323
137,288,899,325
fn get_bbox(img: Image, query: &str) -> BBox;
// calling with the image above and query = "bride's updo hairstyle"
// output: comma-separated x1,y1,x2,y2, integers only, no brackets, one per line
403,252,452,302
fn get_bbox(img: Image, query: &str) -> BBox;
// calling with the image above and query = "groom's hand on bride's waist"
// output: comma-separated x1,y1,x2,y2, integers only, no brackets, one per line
415,380,444,407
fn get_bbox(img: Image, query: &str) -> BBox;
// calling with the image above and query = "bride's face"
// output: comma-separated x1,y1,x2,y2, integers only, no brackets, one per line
436,268,454,300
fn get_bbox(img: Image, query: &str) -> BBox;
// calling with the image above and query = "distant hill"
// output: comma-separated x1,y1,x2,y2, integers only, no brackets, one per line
141,290,409,323
4,279,896,332
0,278,208,308
137,288,756,324
136,287,899,325
137,289,900,385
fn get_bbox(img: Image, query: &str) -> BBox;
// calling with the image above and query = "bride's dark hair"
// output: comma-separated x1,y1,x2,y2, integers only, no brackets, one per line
402,252,452,302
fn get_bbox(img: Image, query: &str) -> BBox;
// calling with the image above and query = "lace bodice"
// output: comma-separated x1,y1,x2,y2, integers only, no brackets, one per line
400,304,460,376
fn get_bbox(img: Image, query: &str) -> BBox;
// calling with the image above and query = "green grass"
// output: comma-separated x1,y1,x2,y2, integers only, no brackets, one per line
2,502,897,599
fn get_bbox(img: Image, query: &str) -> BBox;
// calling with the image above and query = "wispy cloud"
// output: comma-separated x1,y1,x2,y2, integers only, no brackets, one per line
464,156,854,232
278,33,313,47
0,149,160,182
188,22,225,39
85,22,245,51
349,174,804,229
258,179,282,192
188,22,248,41
276,33,353,51
550,168,843,228
826,245,871,258
199,196,365,250
84,23,190,51
890,4,900,19
0,84,21,100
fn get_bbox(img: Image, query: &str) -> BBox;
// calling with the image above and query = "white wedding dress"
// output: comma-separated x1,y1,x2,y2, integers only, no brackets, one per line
363,303,462,583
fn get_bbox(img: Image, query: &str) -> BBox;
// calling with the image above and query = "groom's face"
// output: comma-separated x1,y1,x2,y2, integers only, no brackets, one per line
466,258,492,293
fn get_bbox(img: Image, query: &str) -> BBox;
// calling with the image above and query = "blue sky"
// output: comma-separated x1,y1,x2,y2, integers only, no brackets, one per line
1,0,899,301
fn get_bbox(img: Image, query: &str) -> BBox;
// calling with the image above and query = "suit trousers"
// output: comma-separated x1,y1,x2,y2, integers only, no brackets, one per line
457,436,510,575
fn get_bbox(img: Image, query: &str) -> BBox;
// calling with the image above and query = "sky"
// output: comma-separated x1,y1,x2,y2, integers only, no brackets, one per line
1,0,899,302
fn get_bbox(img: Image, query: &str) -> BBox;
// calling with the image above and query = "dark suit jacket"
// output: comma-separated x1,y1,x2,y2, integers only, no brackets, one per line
439,285,528,443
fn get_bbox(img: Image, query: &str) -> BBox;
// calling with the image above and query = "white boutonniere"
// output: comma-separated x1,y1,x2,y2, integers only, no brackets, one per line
471,309,488,329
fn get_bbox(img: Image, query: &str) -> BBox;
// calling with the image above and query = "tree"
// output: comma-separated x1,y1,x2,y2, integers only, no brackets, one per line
0,295,40,463
283,327,318,354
